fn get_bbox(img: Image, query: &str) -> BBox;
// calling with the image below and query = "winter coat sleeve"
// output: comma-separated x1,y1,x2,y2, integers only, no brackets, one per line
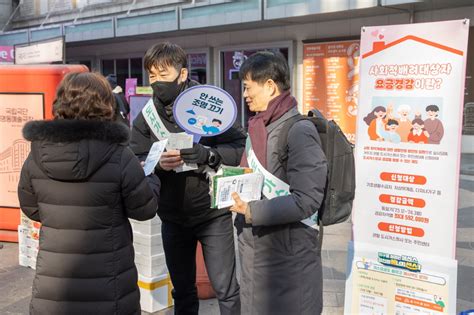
120,147,159,221
18,154,40,222
130,112,152,162
206,121,246,166
249,120,327,226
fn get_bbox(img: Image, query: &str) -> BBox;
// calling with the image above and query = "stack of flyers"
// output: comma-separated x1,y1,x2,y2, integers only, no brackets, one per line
210,167,263,209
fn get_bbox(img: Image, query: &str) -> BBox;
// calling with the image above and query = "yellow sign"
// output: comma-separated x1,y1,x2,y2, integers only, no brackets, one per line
136,86,153,95
344,242,456,314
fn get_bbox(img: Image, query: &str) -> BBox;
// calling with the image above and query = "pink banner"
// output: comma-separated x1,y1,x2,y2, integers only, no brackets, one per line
125,78,138,104
344,19,469,315
0,46,14,64
353,19,469,259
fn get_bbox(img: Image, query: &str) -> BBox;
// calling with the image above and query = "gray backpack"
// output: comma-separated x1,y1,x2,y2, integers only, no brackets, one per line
278,109,355,242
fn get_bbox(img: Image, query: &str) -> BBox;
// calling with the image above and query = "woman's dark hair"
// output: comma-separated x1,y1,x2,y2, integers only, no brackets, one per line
239,51,291,92
426,104,439,112
144,42,188,73
53,72,115,121
363,106,386,126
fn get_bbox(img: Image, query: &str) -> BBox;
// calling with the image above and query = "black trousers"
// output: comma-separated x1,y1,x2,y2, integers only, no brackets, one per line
162,213,240,315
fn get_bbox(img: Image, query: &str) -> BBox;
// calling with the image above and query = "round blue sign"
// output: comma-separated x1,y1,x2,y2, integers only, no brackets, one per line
173,85,238,138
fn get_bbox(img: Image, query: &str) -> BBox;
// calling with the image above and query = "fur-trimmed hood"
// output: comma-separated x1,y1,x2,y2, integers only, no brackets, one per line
23,119,130,144
23,119,130,181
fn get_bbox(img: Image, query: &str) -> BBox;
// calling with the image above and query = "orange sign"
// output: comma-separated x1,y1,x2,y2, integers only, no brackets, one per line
379,194,426,208
380,172,427,185
0,94,44,208
395,295,444,312
378,222,424,237
303,40,360,143
0,65,87,241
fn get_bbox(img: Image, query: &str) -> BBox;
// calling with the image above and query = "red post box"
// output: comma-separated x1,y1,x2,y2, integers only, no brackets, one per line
0,65,88,242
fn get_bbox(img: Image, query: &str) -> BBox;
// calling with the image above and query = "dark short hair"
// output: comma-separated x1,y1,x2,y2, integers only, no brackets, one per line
144,42,187,72
105,74,117,88
212,119,222,124
426,105,439,112
387,119,399,126
239,51,290,92
53,72,115,121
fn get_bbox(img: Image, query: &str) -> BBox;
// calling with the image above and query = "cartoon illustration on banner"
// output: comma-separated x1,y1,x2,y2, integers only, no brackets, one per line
345,19,469,315
363,97,444,145
352,20,468,258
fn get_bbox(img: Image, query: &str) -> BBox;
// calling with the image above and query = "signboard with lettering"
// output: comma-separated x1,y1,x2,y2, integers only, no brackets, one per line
14,37,64,65
0,46,14,64
303,40,360,143
173,85,237,140
0,93,44,208
344,19,469,315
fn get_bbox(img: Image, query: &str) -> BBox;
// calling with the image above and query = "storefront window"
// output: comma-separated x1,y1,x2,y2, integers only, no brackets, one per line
131,58,143,86
116,59,129,89
221,48,289,128
101,58,144,88
66,60,93,71
463,26,474,135
102,59,114,77
188,53,207,84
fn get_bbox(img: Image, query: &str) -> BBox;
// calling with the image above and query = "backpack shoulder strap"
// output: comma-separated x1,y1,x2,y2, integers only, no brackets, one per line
277,114,306,168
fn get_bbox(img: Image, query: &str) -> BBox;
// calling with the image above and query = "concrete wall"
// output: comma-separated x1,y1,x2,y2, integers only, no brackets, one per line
0,0,12,31
10,0,422,29
11,0,190,29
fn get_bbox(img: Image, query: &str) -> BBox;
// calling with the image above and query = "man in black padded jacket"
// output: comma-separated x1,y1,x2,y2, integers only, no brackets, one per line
130,42,244,315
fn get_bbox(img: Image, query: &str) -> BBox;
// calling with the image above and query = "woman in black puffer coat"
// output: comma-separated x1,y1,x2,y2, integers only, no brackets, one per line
18,72,159,315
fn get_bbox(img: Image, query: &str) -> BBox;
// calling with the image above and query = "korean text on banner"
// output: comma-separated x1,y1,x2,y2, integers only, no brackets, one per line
344,19,469,315
303,40,360,143
353,19,469,258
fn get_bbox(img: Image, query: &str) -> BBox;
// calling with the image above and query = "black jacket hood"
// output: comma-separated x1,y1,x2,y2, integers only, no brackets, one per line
23,119,130,181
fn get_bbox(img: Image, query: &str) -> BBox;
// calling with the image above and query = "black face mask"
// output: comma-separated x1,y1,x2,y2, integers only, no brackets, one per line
151,75,182,106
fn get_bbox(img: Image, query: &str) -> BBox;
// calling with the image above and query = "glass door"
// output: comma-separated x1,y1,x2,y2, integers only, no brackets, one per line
221,47,289,128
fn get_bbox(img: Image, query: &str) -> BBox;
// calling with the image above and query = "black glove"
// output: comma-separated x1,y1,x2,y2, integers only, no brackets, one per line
180,143,210,165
